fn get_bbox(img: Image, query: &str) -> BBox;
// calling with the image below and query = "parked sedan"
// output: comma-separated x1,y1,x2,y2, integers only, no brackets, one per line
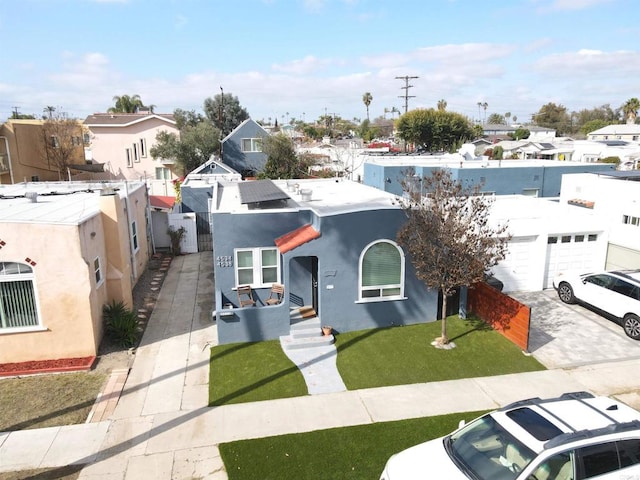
553,269,640,340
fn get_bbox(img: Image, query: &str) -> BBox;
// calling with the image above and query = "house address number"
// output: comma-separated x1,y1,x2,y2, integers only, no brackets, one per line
216,255,233,267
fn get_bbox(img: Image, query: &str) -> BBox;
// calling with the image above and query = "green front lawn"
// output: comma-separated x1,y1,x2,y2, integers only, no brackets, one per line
209,340,307,406
220,410,488,480
209,315,544,406
336,316,544,390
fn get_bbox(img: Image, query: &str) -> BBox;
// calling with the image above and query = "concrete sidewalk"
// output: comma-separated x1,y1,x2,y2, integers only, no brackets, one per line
1,252,640,479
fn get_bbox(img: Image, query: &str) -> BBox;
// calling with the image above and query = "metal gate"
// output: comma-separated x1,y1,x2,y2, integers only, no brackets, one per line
168,212,198,254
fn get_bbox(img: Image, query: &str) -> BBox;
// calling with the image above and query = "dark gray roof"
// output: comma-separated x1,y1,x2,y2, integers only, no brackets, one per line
596,171,640,181
238,180,290,204
597,140,628,147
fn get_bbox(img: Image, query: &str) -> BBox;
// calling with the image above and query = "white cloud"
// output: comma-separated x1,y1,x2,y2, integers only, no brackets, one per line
533,49,640,76
271,55,333,75
534,0,614,12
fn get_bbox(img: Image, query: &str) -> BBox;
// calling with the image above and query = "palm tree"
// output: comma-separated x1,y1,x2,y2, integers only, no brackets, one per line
43,106,56,119
437,99,447,111
622,98,640,124
505,111,511,125
481,102,488,124
362,92,373,122
108,94,145,113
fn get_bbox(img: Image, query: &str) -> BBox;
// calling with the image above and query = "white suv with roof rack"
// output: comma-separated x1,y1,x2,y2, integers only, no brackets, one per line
553,269,640,340
380,392,640,480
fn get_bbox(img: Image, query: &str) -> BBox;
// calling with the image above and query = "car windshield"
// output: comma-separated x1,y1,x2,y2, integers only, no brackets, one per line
446,415,535,480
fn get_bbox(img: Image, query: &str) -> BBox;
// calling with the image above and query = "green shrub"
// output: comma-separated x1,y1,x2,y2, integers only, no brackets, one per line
103,300,139,348
600,156,620,165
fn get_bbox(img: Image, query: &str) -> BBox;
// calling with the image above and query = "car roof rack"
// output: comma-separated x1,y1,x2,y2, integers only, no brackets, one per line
544,420,640,450
498,391,594,412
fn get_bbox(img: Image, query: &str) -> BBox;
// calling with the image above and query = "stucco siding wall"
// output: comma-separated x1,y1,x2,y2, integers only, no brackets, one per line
288,209,437,334
88,119,179,181
0,223,99,363
212,207,438,344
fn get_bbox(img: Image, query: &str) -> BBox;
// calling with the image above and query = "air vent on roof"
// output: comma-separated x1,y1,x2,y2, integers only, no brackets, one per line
300,189,312,201
25,191,37,203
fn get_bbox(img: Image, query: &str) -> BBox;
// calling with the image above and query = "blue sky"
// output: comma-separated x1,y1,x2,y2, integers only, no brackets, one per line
1,0,639,125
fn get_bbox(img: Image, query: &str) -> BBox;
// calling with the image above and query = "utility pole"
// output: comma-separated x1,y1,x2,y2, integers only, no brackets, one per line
219,86,224,160
12,107,19,119
395,76,418,113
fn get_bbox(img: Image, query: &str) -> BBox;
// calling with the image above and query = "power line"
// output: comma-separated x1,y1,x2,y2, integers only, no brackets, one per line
395,75,419,113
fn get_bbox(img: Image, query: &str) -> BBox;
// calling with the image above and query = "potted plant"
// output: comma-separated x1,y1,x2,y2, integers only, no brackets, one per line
322,325,333,336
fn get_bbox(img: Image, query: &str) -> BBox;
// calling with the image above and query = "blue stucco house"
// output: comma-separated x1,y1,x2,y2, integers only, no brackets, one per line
210,178,438,344
363,157,617,198
221,119,269,177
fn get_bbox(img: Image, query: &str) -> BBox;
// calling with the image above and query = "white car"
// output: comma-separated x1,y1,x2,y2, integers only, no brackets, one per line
552,269,640,340
380,392,640,480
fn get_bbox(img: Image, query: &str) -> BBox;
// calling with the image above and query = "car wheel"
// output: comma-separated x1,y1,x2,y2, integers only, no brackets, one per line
623,314,640,340
557,282,576,304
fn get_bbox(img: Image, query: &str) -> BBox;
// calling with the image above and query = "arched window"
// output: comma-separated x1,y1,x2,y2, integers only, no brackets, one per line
359,240,405,301
0,262,40,331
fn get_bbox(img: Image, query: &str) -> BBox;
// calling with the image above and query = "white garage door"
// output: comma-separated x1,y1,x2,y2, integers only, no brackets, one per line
492,236,538,293
543,233,600,288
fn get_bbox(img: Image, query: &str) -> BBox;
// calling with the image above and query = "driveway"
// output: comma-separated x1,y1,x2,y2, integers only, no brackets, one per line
510,289,640,369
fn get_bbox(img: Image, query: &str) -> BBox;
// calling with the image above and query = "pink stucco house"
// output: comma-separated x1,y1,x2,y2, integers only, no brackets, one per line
84,113,181,188
0,180,149,366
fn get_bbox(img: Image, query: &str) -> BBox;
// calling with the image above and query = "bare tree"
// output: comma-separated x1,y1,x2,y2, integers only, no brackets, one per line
396,169,510,347
41,113,86,175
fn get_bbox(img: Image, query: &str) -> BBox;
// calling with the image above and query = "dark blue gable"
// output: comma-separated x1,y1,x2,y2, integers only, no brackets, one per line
221,119,269,176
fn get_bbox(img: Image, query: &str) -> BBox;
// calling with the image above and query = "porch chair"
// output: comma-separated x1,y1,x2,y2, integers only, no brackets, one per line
237,285,256,307
266,283,285,305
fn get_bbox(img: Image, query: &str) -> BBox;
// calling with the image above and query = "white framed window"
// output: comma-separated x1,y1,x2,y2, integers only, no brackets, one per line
94,257,103,286
126,148,133,167
155,167,170,180
140,138,147,157
50,135,60,148
133,143,140,162
234,247,280,288
241,138,263,152
131,220,139,252
0,262,42,332
358,240,405,302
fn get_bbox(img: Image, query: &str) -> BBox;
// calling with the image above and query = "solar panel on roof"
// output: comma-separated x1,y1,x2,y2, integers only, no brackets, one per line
238,180,290,204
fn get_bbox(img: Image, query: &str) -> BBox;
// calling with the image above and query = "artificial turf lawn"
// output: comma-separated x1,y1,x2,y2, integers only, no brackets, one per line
220,410,488,480
209,315,545,405
336,316,545,390
209,340,307,406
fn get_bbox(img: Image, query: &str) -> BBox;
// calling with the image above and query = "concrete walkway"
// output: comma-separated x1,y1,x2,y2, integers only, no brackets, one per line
1,252,640,479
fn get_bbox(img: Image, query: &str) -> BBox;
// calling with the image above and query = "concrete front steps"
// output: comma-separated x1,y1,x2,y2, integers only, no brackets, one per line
280,307,335,350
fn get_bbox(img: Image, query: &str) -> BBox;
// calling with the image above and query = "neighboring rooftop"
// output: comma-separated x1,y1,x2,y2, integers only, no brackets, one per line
363,155,609,169
0,181,145,224
83,113,175,127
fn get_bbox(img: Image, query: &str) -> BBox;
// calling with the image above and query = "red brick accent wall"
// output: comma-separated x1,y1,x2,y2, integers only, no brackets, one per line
467,282,531,351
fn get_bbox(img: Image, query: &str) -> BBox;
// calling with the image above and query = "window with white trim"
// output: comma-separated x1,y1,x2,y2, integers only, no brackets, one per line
241,138,263,152
94,257,103,286
126,148,132,167
623,215,640,226
0,262,41,331
140,138,147,157
234,247,280,287
155,167,170,180
133,143,140,162
131,220,139,251
359,240,405,301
